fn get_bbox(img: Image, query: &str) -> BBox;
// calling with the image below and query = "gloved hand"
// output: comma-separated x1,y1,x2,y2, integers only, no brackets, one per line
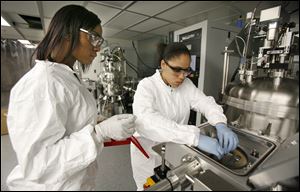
95,114,136,141
197,134,225,159
215,123,239,154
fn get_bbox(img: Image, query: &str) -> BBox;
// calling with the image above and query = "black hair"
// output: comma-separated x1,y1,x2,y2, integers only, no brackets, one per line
161,42,191,62
32,5,101,69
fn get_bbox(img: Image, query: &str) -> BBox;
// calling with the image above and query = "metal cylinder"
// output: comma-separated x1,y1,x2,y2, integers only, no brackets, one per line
222,47,229,94
224,77,299,141
145,157,202,191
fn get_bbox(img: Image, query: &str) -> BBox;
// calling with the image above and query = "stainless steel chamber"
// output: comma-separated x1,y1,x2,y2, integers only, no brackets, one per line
149,123,298,191
224,77,299,142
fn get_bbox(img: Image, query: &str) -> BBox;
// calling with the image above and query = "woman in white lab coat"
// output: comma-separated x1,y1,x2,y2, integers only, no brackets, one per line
6,5,136,191
130,42,239,190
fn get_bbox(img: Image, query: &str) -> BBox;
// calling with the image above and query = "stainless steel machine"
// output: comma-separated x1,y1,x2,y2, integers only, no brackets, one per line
222,5,299,143
146,123,298,191
145,5,299,191
76,46,138,118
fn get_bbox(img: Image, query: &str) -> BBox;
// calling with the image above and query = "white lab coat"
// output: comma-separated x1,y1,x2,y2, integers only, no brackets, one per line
6,60,102,190
130,70,227,190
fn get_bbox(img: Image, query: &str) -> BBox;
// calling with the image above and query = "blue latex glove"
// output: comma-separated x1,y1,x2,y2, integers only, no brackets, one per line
197,134,225,159
215,123,239,154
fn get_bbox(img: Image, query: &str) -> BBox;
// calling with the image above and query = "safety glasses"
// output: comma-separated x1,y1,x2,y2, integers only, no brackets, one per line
80,28,104,48
164,60,192,77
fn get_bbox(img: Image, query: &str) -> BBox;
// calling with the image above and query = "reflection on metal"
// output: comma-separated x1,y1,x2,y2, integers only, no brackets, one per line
219,147,248,170
145,155,202,191
74,46,138,118
148,124,298,191
221,4,299,142
96,46,138,117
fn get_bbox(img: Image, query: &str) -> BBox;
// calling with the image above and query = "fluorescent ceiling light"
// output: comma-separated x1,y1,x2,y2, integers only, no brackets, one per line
24,44,37,49
1,16,10,26
18,40,31,45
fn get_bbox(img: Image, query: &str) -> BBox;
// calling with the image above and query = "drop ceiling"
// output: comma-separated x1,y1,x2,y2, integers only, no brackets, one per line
1,1,298,42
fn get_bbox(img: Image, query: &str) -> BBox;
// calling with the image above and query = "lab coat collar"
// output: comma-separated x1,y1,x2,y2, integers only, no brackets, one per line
154,69,175,92
35,60,76,74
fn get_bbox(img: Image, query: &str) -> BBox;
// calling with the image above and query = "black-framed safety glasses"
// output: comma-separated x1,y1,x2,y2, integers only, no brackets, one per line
164,60,192,77
80,28,104,48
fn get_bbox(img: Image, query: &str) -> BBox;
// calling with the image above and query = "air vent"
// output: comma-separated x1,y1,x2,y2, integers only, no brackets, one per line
19,14,42,30
96,1,133,9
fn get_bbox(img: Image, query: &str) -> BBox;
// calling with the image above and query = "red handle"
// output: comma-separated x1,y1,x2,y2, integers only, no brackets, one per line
131,136,150,159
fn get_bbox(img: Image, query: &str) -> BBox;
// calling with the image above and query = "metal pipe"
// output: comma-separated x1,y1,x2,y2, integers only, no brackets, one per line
244,7,257,69
161,143,166,172
222,47,229,94
145,157,202,191
225,51,230,89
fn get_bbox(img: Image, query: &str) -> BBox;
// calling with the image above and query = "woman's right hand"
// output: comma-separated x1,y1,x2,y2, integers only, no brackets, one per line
197,134,225,159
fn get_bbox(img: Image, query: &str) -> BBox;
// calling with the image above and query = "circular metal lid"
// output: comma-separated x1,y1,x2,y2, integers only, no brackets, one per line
219,147,248,169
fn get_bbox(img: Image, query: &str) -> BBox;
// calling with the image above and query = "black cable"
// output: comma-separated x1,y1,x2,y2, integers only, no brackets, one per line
111,53,139,75
125,57,155,77
165,177,174,191
131,41,157,70
124,59,139,75
126,61,138,71
289,9,299,15
230,67,239,82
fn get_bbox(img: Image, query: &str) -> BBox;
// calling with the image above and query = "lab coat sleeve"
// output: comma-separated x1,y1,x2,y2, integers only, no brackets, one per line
186,79,227,126
133,80,200,146
7,80,102,182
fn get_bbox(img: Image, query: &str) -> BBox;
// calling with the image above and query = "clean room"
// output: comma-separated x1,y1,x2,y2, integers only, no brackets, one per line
1,1,299,191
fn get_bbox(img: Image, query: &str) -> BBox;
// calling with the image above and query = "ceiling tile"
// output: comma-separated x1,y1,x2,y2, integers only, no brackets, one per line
42,1,84,18
1,1,39,17
93,1,133,9
43,18,51,31
175,12,208,26
208,6,239,22
177,4,240,26
156,1,225,22
111,30,141,40
105,11,148,30
229,1,276,15
129,18,169,32
150,23,183,36
21,28,45,41
132,33,158,41
5,13,27,24
1,26,23,40
86,2,122,25
127,1,183,16
102,27,122,38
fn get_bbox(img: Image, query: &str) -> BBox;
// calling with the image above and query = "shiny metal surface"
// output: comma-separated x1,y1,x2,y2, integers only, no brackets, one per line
224,77,299,141
145,155,202,191
249,132,299,189
197,123,276,176
150,123,280,190
97,46,138,117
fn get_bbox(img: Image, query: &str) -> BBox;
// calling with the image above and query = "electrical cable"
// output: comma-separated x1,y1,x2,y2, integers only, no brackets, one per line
125,60,139,75
131,41,157,70
165,177,174,191
236,36,246,56
235,38,243,57
125,58,152,76
288,9,299,15
111,53,139,75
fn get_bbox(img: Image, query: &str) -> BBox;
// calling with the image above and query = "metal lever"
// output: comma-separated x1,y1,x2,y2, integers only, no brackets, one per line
160,143,166,172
